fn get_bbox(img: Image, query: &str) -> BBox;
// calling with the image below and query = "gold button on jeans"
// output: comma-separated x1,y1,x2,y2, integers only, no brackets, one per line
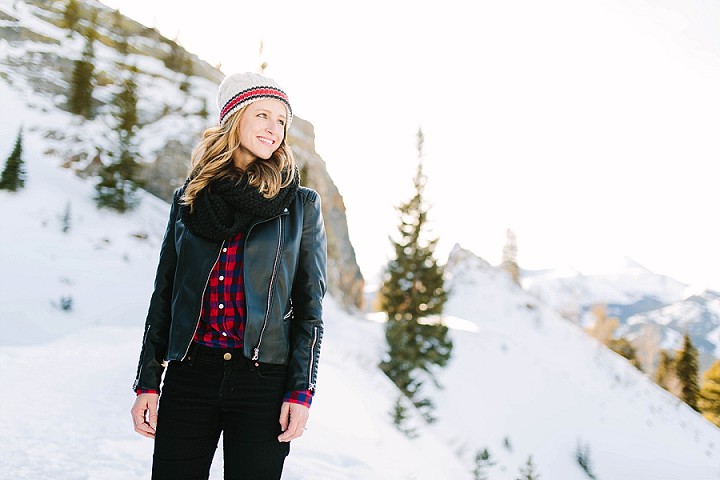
223,353,232,361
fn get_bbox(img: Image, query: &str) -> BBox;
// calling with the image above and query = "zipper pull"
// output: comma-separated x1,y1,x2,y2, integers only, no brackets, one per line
252,348,260,361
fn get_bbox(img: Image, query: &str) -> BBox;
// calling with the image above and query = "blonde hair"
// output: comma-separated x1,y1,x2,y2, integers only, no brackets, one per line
180,106,296,211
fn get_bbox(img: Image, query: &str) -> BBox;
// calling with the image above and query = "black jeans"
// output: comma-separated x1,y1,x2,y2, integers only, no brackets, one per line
152,343,290,480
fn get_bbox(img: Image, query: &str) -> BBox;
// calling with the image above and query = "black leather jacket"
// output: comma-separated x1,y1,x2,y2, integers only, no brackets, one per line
133,186,327,395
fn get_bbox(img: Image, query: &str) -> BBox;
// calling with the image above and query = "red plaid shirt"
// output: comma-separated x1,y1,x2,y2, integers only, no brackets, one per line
139,231,312,407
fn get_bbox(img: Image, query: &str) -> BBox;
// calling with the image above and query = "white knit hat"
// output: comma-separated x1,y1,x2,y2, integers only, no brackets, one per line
216,72,292,126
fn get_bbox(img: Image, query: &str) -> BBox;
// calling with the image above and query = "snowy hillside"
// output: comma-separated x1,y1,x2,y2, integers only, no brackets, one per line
433,245,720,479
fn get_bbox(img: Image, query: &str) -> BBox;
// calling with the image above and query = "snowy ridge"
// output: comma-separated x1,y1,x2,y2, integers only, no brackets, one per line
434,245,720,479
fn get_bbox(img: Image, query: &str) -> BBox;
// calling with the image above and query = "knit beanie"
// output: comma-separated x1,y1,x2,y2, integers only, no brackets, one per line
217,72,292,127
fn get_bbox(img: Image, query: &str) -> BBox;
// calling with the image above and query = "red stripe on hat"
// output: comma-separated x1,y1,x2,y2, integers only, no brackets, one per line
220,87,290,121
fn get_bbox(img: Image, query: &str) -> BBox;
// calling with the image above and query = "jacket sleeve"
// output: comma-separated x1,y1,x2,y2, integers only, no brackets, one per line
132,191,180,392
287,189,327,394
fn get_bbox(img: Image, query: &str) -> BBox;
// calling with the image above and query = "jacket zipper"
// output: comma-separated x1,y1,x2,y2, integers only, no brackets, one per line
182,240,224,360
134,323,152,386
252,217,283,361
308,326,319,389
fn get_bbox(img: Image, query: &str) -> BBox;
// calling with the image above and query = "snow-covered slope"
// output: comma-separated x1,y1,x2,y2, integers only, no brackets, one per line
430,245,720,479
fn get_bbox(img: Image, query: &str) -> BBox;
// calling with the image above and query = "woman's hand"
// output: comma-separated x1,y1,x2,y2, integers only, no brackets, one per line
278,402,309,442
131,393,159,438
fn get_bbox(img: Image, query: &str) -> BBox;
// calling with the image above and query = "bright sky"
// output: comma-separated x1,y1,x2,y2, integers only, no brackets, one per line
102,0,720,291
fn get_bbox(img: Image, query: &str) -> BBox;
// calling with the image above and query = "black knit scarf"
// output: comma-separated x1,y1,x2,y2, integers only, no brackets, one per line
179,167,299,241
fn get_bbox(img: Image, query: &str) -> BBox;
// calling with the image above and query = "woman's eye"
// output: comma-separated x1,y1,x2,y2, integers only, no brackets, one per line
278,119,286,126
257,113,267,118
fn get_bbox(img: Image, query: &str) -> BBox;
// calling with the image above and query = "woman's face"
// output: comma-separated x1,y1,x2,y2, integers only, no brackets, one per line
233,99,288,169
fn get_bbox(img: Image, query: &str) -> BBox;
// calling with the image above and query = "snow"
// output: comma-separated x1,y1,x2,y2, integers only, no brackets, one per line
1,130,719,479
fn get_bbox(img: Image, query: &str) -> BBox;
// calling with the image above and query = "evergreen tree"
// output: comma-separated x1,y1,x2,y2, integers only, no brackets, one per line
390,396,418,438
576,440,597,479
516,456,540,480
68,32,95,118
114,11,130,57
60,201,72,233
114,73,139,137
655,349,682,397
675,332,700,411
62,0,80,31
655,349,674,388
502,228,520,284
699,360,720,427
164,38,194,76
607,336,642,371
0,128,25,192
379,128,452,424
473,448,496,480
95,73,143,212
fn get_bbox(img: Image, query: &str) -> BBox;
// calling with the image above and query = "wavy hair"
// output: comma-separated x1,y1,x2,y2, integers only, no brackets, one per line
180,106,296,212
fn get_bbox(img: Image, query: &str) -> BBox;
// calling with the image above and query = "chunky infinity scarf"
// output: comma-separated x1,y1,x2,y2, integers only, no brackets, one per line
179,167,299,241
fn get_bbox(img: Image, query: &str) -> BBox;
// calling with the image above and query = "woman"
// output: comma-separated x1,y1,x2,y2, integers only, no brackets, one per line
130,72,327,480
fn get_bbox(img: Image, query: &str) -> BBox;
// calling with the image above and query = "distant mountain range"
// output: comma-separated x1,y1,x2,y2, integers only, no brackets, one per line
522,256,718,372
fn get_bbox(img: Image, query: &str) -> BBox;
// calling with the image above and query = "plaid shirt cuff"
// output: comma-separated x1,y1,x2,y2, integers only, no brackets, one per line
283,390,313,408
136,388,159,395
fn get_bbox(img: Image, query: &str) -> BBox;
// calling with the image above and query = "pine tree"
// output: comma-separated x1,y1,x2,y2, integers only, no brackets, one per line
516,456,540,480
607,336,642,371
473,448,496,480
699,360,720,427
502,228,520,284
390,396,418,438
655,350,674,388
60,201,71,233
379,128,452,424
0,128,26,192
114,74,139,137
675,332,700,411
68,32,95,118
164,38,193,76
576,440,597,479
95,73,143,212
655,349,682,396
62,0,80,31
